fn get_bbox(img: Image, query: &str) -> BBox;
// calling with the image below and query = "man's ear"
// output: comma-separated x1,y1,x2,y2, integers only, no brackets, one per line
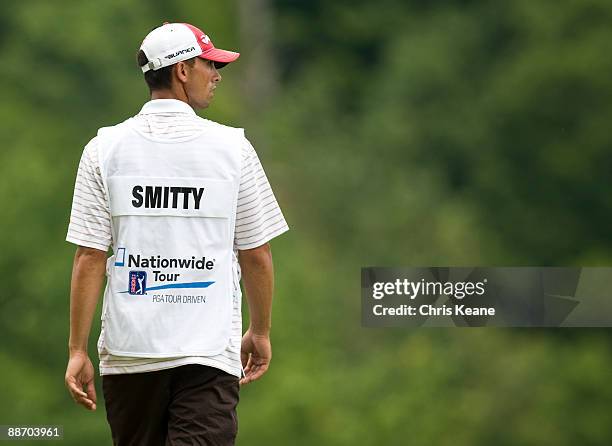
174,61,190,84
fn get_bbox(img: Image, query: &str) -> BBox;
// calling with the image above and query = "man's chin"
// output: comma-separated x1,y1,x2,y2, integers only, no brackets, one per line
192,99,210,110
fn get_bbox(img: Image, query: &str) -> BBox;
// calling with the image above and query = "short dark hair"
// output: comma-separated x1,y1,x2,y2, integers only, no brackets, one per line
137,50,196,91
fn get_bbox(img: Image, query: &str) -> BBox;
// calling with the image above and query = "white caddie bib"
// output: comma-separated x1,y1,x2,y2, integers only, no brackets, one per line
96,118,243,357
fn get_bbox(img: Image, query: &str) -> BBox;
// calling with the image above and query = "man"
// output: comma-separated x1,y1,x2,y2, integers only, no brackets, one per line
64,22,288,445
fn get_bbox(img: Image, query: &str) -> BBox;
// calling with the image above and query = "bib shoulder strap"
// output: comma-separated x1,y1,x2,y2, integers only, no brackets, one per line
96,120,132,176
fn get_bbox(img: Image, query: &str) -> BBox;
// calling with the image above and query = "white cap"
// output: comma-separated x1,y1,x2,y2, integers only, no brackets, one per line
139,22,240,73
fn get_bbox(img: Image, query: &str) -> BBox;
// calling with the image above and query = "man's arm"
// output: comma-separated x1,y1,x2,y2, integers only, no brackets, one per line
65,246,107,411
238,242,274,385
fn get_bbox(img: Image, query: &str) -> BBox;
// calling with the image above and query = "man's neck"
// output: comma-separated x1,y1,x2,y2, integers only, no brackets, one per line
150,88,189,105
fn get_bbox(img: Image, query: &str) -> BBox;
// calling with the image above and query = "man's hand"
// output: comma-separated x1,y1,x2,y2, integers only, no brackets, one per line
240,329,272,385
65,351,97,410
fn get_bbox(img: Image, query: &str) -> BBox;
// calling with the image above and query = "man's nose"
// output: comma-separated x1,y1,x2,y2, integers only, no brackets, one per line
214,70,222,83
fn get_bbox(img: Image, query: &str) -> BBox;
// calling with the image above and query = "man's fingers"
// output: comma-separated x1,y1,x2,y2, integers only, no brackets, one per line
85,379,97,404
240,362,269,385
243,355,254,375
75,394,96,410
240,350,249,369
73,385,96,410
66,377,96,410
248,363,269,382
66,377,88,399
240,364,256,386
70,385,96,410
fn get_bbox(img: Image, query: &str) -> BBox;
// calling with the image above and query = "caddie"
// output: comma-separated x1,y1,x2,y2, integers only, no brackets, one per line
64,22,288,446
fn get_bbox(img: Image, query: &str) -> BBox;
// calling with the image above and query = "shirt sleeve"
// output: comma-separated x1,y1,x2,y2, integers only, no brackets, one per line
66,137,113,251
234,138,289,250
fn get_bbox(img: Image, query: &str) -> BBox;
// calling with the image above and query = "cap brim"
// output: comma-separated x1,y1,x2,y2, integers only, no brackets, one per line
199,48,240,64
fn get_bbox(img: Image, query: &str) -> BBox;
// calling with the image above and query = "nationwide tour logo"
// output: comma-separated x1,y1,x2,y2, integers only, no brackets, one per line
115,248,215,296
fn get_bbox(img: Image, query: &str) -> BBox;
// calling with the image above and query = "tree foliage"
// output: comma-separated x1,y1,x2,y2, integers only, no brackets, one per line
1,1,611,445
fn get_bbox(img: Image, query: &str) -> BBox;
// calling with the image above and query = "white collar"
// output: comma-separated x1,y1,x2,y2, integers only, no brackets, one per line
138,99,196,115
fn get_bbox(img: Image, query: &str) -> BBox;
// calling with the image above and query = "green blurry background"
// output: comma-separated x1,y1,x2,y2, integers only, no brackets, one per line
1,0,612,444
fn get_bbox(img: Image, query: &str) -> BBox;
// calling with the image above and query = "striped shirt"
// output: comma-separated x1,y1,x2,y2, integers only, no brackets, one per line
66,99,289,377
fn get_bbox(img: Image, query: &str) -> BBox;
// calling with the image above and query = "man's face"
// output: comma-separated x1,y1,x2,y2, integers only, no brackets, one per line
183,58,222,109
